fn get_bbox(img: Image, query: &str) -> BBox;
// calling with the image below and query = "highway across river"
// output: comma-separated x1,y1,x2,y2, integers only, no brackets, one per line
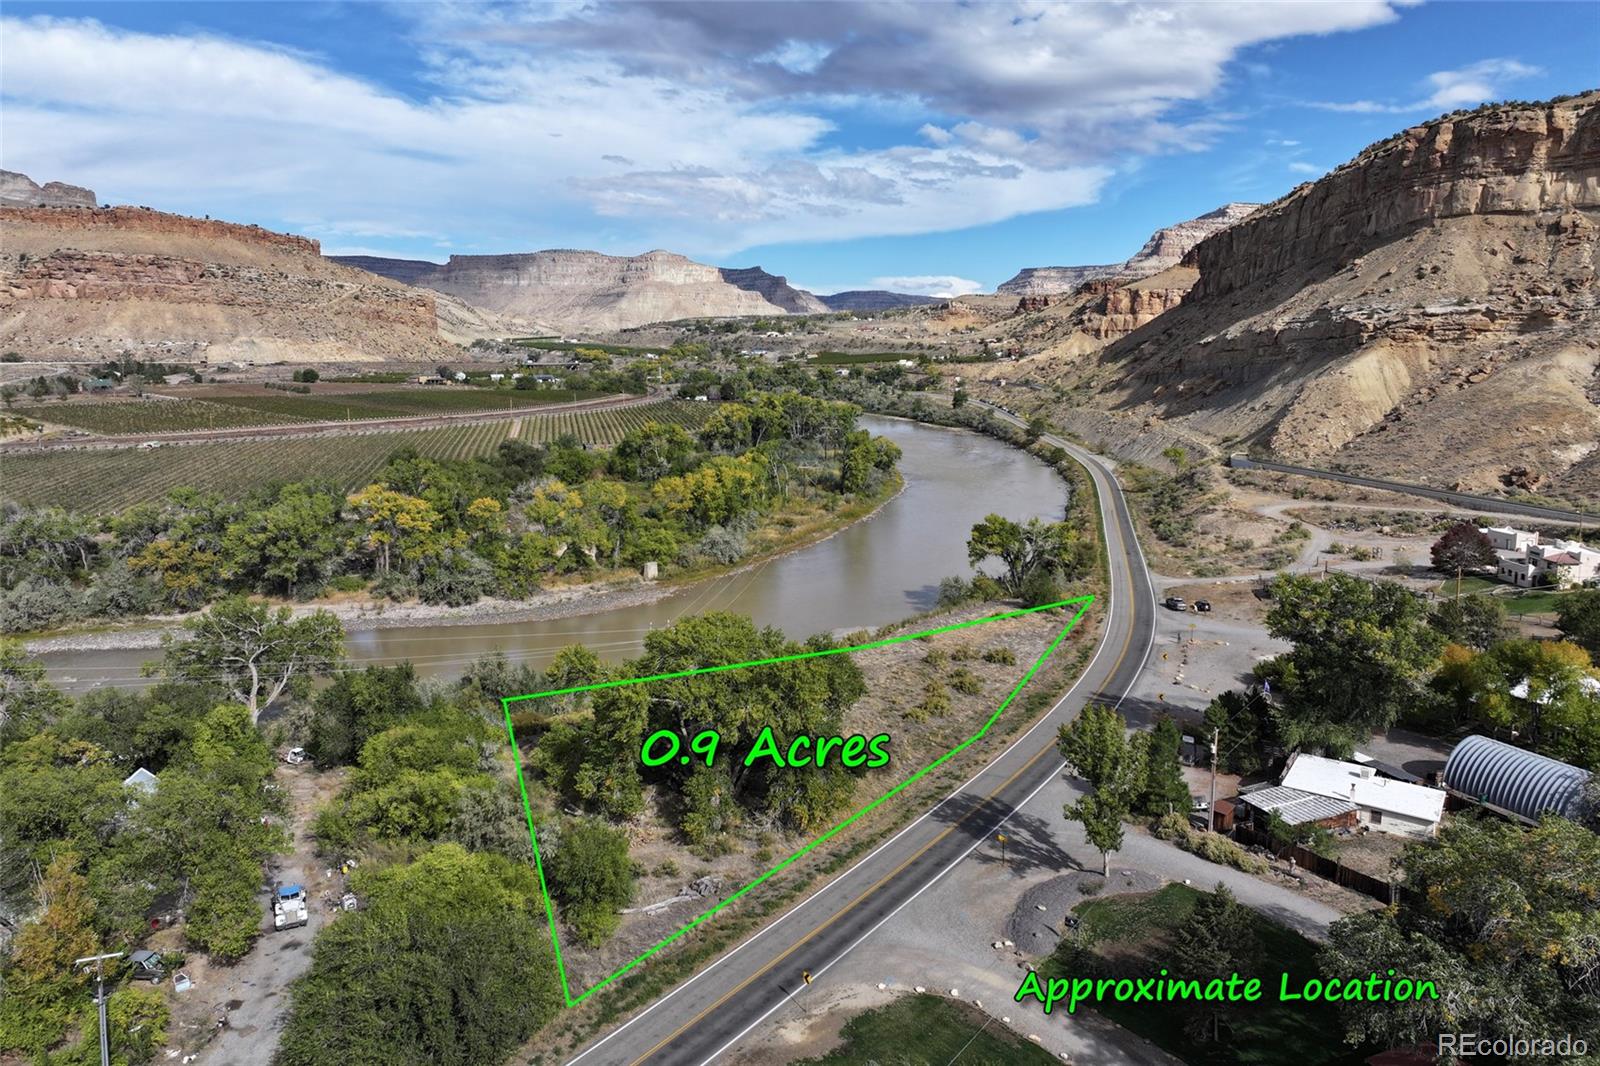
567,403,1159,1065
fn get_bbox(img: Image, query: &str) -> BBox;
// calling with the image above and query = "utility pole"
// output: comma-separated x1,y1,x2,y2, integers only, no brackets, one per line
75,951,124,1066
1207,727,1220,833
1456,564,1463,602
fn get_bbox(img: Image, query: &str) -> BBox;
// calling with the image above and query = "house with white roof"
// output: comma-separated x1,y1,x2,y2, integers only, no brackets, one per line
1280,753,1446,838
1484,526,1600,588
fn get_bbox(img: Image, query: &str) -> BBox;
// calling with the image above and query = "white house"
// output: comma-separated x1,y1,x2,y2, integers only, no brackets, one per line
1489,527,1600,588
1280,753,1445,837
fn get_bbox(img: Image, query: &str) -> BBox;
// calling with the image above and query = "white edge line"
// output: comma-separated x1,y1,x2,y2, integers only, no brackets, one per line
566,419,1141,1066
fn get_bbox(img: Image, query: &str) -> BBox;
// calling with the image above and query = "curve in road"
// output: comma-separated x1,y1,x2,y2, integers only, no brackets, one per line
565,404,1158,1065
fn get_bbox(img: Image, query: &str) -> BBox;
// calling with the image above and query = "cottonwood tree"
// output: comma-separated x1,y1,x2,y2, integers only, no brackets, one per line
1264,573,1443,753
161,596,343,724
968,514,1090,597
1556,589,1600,658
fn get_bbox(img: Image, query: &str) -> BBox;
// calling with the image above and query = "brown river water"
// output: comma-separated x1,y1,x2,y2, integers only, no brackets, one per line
40,417,1066,691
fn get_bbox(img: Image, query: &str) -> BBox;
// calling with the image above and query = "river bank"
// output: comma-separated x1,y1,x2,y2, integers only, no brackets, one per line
24,473,906,656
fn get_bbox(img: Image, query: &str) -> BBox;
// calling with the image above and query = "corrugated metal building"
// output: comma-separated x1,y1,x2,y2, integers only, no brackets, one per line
1442,735,1591,823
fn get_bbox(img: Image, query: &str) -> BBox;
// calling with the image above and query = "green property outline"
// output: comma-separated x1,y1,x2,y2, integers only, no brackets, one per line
499,593,1094,1008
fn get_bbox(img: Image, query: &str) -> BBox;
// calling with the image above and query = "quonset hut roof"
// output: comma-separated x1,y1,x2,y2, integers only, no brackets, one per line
1443,735,1591,822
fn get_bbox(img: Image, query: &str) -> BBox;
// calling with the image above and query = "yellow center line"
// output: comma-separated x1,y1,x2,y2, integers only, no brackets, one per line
626,464,1140,1064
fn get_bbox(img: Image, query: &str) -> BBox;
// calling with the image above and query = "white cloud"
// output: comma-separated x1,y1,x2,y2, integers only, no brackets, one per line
0,5,1406,257
871,275,985,297
1287,161,1323,175
1308,57,1540,114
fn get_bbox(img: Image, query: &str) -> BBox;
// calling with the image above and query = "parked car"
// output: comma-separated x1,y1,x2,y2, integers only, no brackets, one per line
1193,599,1212,613
126,950,166,983
282,746,307,765
1164,596,1188,611
1191,794,1210,812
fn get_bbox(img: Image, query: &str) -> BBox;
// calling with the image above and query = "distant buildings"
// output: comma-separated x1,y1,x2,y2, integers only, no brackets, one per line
1483,525,1600,587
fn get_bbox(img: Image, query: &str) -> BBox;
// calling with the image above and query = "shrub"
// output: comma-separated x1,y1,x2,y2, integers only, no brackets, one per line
694,523,748,565
918,679,950,717
949,667,982,696
981,646,1016,665
0,578,80,633
418,550,494,606
1153,813,1269,874
328,574,367,593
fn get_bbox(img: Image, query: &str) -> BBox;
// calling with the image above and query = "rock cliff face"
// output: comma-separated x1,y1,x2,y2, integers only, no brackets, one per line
337,249,828,331
995,203,1258,295
0,170,97,209
1034,92,1600,501
0,198,526,362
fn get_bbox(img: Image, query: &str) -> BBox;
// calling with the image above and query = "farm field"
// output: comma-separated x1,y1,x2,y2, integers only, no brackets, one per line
11,399,303,434
2,401,713,512
9,387,617,435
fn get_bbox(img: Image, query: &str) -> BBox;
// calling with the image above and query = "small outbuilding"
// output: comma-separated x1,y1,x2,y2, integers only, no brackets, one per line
1442,734,1591,824
123,767,159,794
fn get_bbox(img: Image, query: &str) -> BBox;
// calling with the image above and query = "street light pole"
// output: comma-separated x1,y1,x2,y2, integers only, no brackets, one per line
74,951,124,1066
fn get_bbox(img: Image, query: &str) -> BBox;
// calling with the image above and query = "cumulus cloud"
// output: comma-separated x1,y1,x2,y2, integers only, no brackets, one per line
0,4,1405,256
1287,161,1323,175
1308,57,1540,114
871,275,985,297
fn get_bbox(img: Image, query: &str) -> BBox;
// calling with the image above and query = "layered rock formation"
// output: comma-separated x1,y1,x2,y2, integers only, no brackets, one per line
0,170,97,209
995,203,1259,295
0,190,530,362
336,249,828,331
1009,92,1600,501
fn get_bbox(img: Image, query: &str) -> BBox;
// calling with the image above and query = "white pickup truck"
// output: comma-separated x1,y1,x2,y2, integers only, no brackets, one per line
273,884,309,930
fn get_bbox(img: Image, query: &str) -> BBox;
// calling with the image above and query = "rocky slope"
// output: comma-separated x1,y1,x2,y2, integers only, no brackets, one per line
335,249,829,331
0,188,530,363
995,203,1258,295
0,170,97,210
985,92,1600,501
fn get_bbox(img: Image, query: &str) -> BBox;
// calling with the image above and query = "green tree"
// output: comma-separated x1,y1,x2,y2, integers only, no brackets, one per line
1470,638,1600,766
549,819,634,946
277,845,562,1066
1319,816,1600,1053
307,664,424,767
1264,573,1444,752
609,420,695,482
967,514,1089,596
222,482,346,597
160,596,344,724
1135,717,1192,816
1065,791,1125,877
0,638,70,749
1170,884,1257,1044
1556,588,1600,658
1428,593,1511,650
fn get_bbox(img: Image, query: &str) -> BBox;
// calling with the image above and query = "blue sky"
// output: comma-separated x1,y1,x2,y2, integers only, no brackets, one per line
3,2,1595,294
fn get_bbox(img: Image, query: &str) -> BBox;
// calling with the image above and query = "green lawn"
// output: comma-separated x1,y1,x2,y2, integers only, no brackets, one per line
1045,885,1368,1066
1502,589,1576,615
796,994,1058,1066
1432,575,1500,597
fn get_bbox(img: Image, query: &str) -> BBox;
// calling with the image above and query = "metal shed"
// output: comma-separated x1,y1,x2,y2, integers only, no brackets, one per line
1443,735,1591,823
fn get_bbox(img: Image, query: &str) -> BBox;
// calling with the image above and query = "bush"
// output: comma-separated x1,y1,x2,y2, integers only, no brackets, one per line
1153,813,1269,874
85,561,159,619
693,523,748,565
981,646,1016,665
328,574,367,593
0,578,80,633
918,679,950,717
936,575,974,607
418,551,494,606
949,667,982,695
371,569,418,602
549,820,634,947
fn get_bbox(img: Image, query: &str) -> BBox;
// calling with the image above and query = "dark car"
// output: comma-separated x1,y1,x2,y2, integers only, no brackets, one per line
1193,599,1212,613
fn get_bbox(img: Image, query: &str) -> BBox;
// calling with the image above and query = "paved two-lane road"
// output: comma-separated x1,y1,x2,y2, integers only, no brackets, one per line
568,404,1159,1065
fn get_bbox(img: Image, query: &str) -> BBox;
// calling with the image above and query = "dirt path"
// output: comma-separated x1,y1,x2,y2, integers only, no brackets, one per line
177,762,347,1066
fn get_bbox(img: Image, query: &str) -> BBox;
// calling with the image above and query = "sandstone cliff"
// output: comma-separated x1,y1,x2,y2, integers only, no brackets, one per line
336,249,828,331
995,203,1259,296
818,291,943,312
0,195,526,362
1000,92,1600,502
0,170,97,210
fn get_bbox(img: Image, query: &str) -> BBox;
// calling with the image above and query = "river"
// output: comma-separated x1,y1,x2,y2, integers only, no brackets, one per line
39,416,1066,690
